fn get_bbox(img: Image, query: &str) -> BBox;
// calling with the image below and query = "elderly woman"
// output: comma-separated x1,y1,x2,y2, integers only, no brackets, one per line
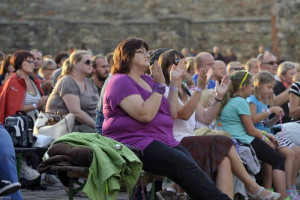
39,59,56,95
156,49,280,200
274,61,297,123
102,38,231,200
46,50,98,133
0,50,48,124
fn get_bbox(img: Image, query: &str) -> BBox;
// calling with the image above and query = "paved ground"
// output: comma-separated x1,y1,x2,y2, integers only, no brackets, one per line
3,176,300,200
19,181,128,200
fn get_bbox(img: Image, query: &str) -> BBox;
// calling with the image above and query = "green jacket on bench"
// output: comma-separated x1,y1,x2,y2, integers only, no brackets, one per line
52,132,142,200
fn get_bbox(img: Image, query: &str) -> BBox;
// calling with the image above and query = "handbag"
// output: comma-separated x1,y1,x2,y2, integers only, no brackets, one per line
33,112,75,140
4,111,35,147
193,126,231,138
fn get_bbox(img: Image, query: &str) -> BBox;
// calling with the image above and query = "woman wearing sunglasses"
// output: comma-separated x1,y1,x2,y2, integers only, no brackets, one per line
46,50,99,132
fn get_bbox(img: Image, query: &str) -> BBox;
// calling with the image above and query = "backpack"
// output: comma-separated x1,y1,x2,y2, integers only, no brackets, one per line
4,111,35,147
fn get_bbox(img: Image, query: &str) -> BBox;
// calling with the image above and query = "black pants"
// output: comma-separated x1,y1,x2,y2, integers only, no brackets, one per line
251,138,285,171
140,140,231,200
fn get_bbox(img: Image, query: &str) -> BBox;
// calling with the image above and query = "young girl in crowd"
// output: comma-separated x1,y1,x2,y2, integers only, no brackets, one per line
247,71,300,200
196,89,216,129
218,70,288,200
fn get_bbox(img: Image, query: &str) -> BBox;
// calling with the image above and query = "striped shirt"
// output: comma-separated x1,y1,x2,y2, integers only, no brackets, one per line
24,79,41,122
290,81,300,97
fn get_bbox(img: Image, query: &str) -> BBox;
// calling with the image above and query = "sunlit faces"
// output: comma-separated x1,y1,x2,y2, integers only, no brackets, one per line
21,58,34,74
249,60,259,76
259,82,275,100
132,47,150,70
243,79,254,98
93,57,109,81
261,54,278,76
43,64,57,79
282,68,296,85
214,61,226,79
77,54,93,75
199,54,214,74
187,65,195,76
31,51,43,70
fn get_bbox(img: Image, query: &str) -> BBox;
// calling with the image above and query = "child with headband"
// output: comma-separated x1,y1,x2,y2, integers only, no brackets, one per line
247,71,300,200
218,70,286,200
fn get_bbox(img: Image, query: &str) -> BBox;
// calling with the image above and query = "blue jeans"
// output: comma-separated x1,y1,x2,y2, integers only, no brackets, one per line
95,109,104,135
0,124,23,200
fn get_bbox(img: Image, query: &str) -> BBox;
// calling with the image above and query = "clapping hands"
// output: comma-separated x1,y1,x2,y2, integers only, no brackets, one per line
215,75,231,99
150,61,165,85
170,59,186,87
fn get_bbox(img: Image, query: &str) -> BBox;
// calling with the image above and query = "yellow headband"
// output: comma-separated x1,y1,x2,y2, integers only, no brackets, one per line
239,72,249,88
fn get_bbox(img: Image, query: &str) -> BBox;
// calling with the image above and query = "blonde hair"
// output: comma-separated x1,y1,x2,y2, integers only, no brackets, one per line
253,71,275,105
199,89,215,108
277,61,295,81
61,50,90,77
185,57,194,74
218,70,252,117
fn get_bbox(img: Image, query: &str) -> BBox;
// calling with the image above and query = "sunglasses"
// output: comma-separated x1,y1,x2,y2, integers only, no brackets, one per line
82,60,92,65
262,61,277,66
174,58,181,65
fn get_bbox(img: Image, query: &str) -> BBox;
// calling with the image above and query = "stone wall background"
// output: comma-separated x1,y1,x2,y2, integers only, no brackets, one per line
0,0,299,62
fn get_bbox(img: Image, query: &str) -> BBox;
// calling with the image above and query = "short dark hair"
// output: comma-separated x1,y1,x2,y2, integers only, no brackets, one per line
111,38,149,75
10,50,33,71
149,48,169,66
54,52,69,65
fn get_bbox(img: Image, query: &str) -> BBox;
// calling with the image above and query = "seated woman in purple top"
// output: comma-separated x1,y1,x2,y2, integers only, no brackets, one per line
102,38,231,200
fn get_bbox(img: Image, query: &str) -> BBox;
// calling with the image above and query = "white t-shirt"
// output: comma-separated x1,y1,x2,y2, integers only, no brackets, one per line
164,87,196,142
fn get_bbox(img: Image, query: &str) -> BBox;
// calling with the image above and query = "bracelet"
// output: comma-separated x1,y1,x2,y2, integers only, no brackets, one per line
266,108,271,115
215,97,222,102
33,103,37,110
169,86,178,91
262,131,267,136
195,87,203,93
153,82,166,95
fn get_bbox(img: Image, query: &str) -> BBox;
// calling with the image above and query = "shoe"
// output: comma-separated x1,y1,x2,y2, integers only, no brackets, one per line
247,186,281,200
0,180,21,196
20,160,40,181
156,189,176,200
176,193,190,200
41,174,59,185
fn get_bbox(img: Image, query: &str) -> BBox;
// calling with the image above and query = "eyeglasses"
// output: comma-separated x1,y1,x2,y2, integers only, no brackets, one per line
45,68,56,71
240,72,249,88
230,67,243,71
25,60,34,64
82,60,92,65
135,50,149,56
262,61,277,66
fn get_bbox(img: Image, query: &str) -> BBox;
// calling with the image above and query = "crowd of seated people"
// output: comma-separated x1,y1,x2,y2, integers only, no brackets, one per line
0,39,300,200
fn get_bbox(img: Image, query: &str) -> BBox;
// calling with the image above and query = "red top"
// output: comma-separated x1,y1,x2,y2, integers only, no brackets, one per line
0,72,43,124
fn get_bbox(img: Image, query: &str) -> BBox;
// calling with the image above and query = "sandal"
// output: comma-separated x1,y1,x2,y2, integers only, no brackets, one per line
247,186,281,200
